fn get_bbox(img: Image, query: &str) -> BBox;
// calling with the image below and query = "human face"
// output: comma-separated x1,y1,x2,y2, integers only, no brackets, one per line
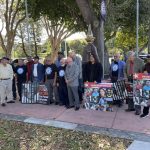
67,57,73,65
46,59,52,65
90,55,95,63
60,58,66,66
146,81,150,86
100,89,105,97
114,54,120,61
18,59,24,66
34,58,39,64
1,59,8,65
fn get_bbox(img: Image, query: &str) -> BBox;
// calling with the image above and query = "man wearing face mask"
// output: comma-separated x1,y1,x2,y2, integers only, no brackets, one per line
57,58,69,107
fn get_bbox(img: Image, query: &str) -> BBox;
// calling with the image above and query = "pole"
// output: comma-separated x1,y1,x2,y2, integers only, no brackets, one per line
136,0,139,57
25,0,31,56
100,21,105,79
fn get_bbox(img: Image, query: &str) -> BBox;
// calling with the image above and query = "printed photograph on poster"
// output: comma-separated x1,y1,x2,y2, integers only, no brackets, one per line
83,82,113,112
133,73,150,106
21,83,48,104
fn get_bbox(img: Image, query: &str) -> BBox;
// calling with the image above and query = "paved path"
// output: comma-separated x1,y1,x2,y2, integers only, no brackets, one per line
0,102,150,142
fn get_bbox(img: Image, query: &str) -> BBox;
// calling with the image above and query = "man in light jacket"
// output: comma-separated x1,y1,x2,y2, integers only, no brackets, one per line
65,57,80,111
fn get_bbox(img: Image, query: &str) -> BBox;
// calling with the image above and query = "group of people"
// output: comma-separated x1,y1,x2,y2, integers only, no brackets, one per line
110,51,150,118
0,34,150,117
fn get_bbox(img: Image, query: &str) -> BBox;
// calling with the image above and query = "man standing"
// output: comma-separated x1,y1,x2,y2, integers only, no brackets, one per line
110,53,126,83
44,57,59,105
69,50,83,101
65,57,80,110
57,58,69,107
15,59,27,101
124,51,145,115
26,56,34,81
0,57,14,106
31,56,44,83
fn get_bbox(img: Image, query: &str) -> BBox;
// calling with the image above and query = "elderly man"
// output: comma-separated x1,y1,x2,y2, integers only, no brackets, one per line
0,57,14,106
65,57,80,110
69,50,83,101
110,53,126,83
124,51,145,115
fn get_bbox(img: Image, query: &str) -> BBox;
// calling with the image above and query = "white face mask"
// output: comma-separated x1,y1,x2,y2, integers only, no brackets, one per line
61,64,65,67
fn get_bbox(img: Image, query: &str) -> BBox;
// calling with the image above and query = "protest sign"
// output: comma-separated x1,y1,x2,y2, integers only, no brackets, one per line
83,82,113,111
133,73,150,106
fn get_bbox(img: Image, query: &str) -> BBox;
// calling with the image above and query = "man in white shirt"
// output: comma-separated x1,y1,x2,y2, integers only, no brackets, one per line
0,57,14,106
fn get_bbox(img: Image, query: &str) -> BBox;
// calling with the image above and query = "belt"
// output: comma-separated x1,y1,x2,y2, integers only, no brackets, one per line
0,78,10,80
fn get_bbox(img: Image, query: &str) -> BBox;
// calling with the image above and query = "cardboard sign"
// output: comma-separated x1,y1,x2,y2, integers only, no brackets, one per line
133,73,150,106
83,82,113,111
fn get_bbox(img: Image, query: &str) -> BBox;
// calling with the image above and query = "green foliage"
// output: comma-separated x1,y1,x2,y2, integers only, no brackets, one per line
68,39,87,55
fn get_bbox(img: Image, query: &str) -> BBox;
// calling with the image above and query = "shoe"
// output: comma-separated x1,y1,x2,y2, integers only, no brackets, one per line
7,100,15,103
135,112,140,115
66,106,74,109
59,103,63,106
55,102,59,105
140,114,149,118
75,107,80,111
1,103,6,107
125,109,135,112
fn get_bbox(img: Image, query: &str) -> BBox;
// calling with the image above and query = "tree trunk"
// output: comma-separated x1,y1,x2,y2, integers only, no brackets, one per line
92,23,110,76
148,27,150,54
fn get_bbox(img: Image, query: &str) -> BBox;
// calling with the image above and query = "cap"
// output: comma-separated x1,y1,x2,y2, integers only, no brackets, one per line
2,57,9,60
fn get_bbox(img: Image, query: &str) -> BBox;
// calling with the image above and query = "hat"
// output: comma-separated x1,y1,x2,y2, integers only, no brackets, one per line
2,57,9,60
34,56,39,59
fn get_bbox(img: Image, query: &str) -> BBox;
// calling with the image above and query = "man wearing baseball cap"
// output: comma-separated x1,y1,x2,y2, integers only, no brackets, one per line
0,57,14,106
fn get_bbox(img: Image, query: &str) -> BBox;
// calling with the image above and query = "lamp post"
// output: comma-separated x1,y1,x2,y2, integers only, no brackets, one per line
25,0,31,56
136,0,139,57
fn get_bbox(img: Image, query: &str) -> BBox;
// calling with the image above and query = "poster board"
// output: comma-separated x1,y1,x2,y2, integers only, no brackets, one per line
21,83,48,104
83,82,113,111
133,73,150,106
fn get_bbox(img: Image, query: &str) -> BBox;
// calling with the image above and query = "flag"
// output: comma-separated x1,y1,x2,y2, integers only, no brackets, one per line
101,0,106,21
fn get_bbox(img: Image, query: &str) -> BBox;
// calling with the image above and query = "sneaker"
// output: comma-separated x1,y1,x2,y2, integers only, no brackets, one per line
140,114,149,118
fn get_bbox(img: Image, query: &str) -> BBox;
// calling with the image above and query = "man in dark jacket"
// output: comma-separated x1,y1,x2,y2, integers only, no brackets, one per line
14,59,27,101
31,56,44,82
57,58,69,107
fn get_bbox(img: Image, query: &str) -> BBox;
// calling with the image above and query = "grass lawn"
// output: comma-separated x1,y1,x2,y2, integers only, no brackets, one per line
0,119,131,150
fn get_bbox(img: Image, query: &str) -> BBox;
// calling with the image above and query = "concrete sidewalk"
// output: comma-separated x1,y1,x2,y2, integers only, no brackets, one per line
0,102,150,142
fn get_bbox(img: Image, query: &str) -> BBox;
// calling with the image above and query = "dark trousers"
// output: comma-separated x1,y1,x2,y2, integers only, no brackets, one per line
17,80,25,101
143,106,149,115
78,79,83,102
58,85,69,106
45,79,59,104
12,78,16,99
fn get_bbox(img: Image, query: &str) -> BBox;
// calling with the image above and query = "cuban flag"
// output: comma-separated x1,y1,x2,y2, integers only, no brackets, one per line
101,0,106,21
